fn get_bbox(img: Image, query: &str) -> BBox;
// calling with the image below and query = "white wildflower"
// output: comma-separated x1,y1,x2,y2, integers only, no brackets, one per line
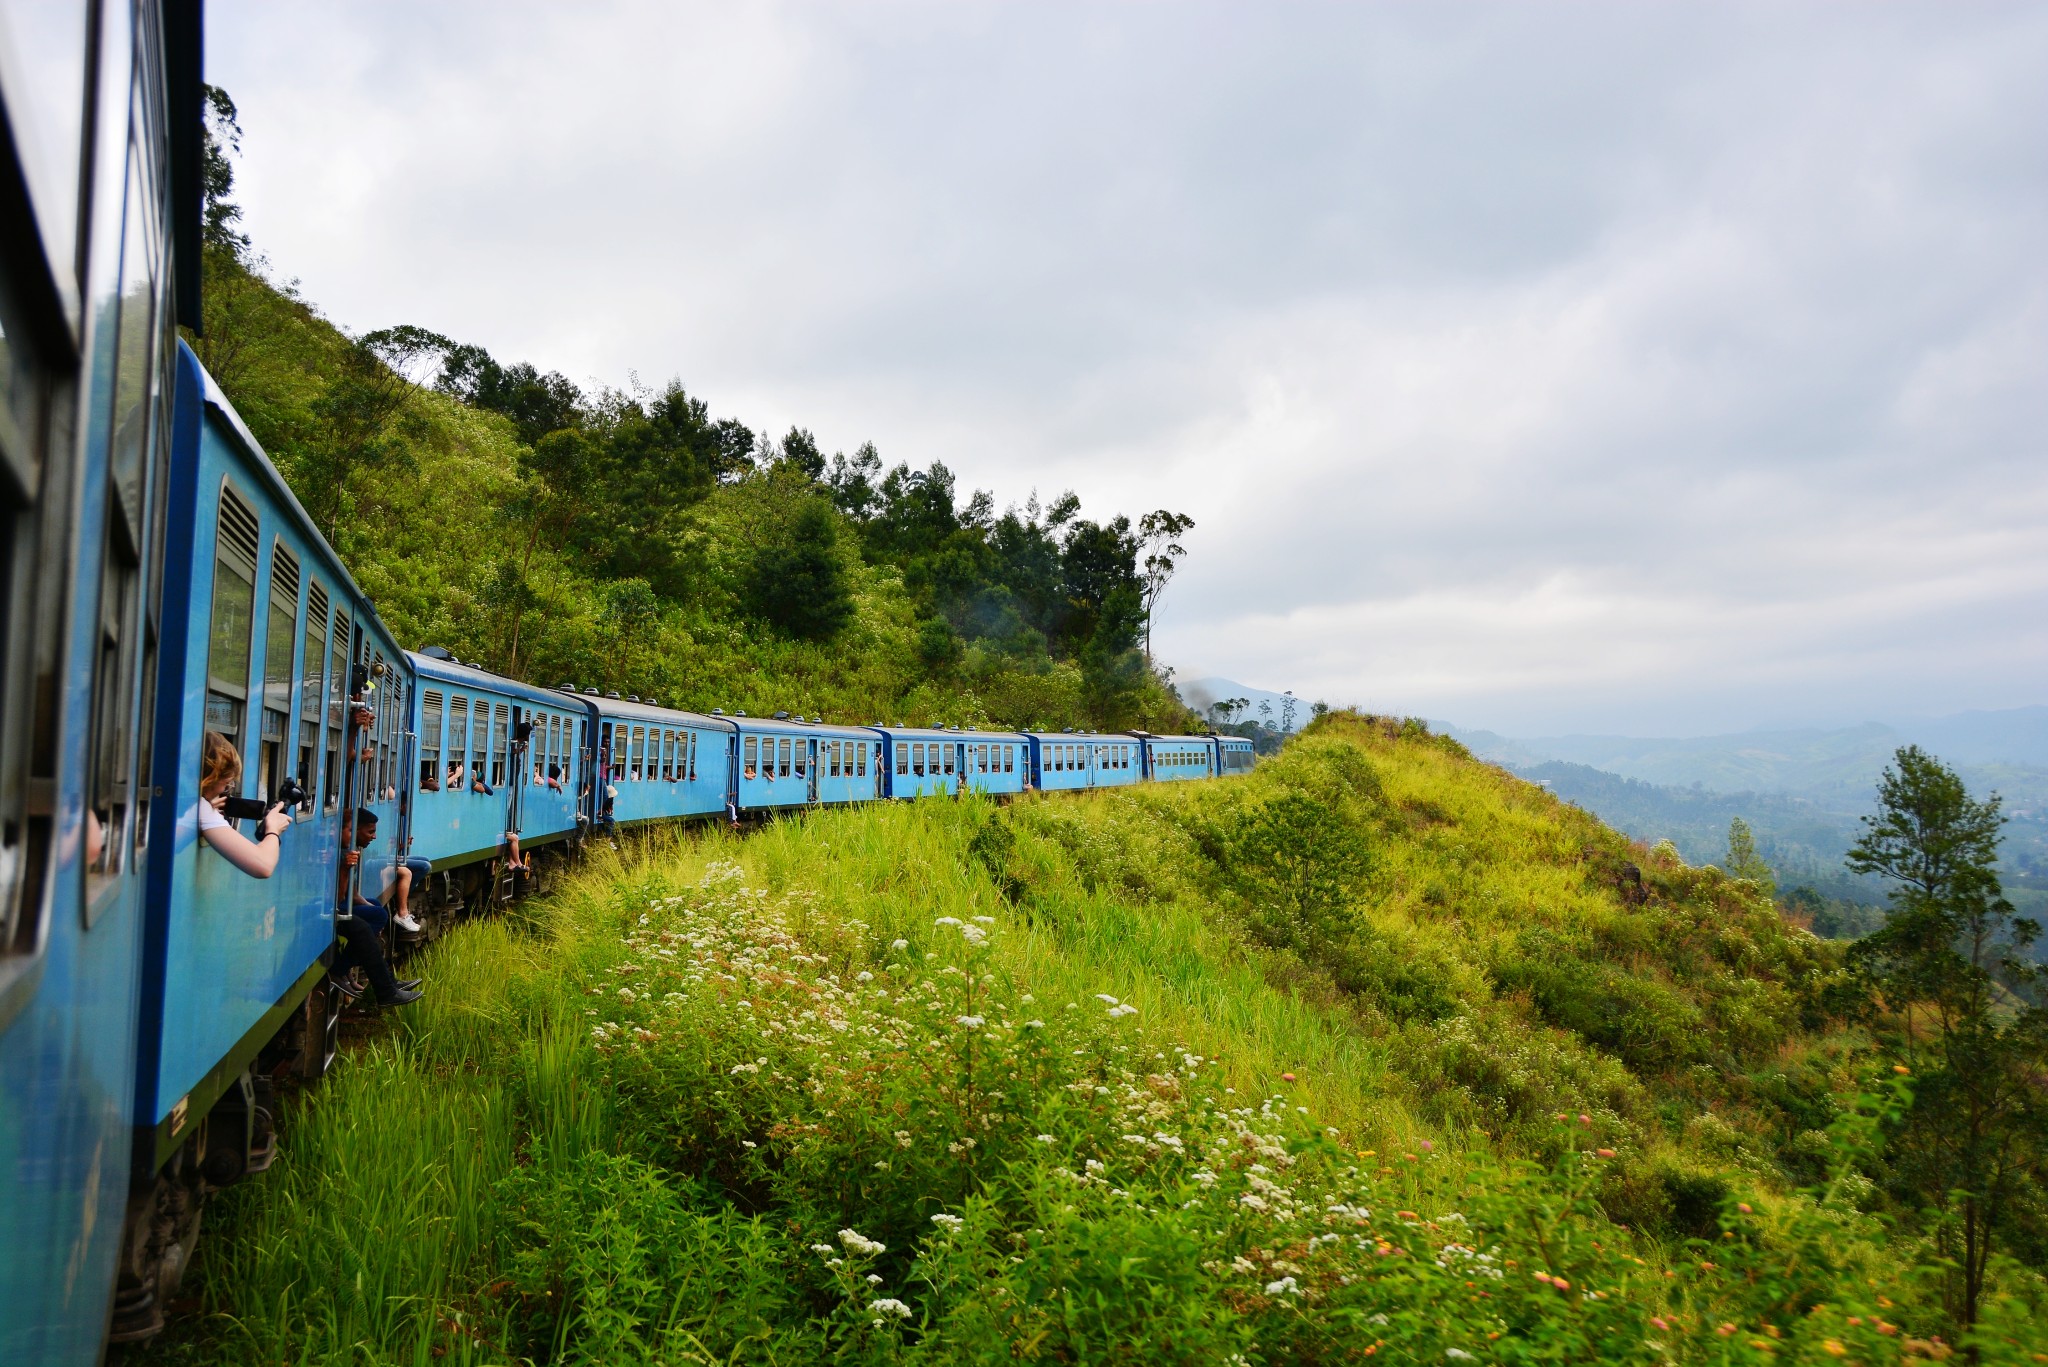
870,1298,912,1320
955,1015,986,1029
1037,1134,1056,1144
839,1229,887,1257
972,915,995,924
1095,994,1121,1005
934,917,963,927
930,1213,965,1229
1264,1276,1300,1296
891,939,909,951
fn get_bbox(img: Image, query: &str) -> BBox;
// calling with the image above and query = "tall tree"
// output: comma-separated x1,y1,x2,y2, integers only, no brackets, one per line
1136,509,1194,665
1724,816,1776,897
746,500,855,642
303,325,452,545
1845,746,2046,1336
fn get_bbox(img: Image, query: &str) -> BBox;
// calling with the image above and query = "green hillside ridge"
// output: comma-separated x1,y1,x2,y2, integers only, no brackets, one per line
151,715,2044,1364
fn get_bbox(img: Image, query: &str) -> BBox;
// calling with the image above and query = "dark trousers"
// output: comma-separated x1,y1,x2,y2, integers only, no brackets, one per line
336,903,400,1000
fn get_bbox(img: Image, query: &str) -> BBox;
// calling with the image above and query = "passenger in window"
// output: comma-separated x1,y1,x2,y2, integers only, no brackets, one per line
544,763,564,792
333,809,422,1007
445,761,467,791
194,732,294,878
471,760,494,796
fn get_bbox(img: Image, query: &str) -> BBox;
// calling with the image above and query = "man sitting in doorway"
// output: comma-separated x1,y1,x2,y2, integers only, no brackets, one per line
333,807,422,1007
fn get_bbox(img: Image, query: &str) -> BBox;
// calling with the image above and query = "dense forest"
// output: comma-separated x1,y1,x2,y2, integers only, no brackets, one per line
190,88,1199,734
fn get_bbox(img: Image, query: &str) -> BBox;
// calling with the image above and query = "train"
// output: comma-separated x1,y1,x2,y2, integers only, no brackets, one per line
0,4,1255,1361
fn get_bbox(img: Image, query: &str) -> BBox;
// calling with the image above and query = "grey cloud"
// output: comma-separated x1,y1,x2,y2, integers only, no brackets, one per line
212,0,2048,734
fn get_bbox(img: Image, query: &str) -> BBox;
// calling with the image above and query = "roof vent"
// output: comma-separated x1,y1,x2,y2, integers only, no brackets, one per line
561,683,578,693
711,708,725,715
736,710,747,717
585,688,598,696
421,645,455,661
773,710,790,720
605,691,621,699
629,694,641,703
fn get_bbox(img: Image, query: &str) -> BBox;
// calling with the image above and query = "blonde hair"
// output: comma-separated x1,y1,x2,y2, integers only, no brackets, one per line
200,731,242,796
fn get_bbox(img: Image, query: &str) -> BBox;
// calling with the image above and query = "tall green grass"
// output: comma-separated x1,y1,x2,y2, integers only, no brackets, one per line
144,715,2044,1364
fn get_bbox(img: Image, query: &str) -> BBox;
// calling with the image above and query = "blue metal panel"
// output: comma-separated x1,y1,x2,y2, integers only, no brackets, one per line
1219,737,1256,775
955,732,1028,797
591,699,736,827
874,728,970,800
135,358,347,1142
1144,735,1217,784
406,657,594,869
732,718,879,812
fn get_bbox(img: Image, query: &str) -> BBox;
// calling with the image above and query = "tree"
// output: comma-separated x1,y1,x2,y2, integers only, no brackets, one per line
599,578,658,684
1724,816,1776,897
303,324,453,545
1845,746,2047,1336
1135,509,1194,665
1223,792,1374,954
1079,583,1146,730
747,500,855,642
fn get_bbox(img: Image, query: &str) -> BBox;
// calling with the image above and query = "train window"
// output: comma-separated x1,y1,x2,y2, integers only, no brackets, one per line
895,744,907,776
943,746,955,776
489,704,507,786
793,740,806,779
668,729,679,780
421,691,443,789
260,543,299,802
623,725,638,780
856,742,867,778
468,704,486,788
301,582,327,798
205,484,259,760
778,738,791,778
446,696,467,785
323,611,348,808
743,734,757,778
912,743,925,777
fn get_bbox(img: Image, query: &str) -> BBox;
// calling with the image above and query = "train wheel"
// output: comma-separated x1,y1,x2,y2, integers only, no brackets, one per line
107,1156,205,1343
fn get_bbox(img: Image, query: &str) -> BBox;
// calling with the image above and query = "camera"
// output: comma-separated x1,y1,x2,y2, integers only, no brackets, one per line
221,775,309,823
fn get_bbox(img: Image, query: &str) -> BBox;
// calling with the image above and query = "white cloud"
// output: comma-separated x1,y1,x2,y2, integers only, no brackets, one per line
210,0,2048,734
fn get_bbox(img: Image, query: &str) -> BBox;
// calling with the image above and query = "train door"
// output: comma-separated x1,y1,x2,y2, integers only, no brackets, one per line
506,705,526,843
806,739,819,803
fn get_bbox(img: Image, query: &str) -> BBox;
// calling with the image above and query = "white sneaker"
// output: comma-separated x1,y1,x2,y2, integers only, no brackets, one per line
395,913,423,934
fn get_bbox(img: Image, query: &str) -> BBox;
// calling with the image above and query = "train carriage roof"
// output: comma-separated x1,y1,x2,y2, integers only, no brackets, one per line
584,694,738,732
875,725,1028,742
407,650,597,712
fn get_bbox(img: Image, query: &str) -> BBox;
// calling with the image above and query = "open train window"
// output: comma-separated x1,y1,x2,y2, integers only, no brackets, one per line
420,691,443,790
323,611,349,809
895,744,907,776
793,739,806,780
688,730,698,781
447,696,468,787
776,737,790,778
301,582,328,800
260,542,299,804
490,704,508,787
205,484,258,770
743,734,757,778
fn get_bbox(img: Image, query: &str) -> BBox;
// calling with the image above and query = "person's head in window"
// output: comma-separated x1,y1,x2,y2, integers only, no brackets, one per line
351,806,378,852
198,731,291,877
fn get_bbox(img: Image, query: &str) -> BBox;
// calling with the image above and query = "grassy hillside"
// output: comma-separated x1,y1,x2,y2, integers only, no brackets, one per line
146,715,2044,1364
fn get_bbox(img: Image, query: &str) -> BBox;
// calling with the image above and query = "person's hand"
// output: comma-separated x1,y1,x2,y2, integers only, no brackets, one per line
262,806,293,839
209,792,229,813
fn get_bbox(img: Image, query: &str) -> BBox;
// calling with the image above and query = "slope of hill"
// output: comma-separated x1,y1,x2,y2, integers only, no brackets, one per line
152,714,2044,1363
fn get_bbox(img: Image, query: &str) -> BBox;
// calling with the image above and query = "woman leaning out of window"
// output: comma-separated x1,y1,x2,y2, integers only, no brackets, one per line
197,731,292,877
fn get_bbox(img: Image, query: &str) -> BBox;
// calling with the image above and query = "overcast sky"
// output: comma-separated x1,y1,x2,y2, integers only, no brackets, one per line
210,1,2048,737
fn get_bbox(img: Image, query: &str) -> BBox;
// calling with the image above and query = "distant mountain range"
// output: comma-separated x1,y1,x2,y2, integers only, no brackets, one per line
1438,708,2048,917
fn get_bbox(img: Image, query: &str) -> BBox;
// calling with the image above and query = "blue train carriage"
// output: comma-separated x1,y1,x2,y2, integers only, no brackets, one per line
876,725,967,799
405,650,592,910
1218,735,1256,775
733,713,879,813
1139,732,1218,783
0,4,205,1358
1025,730,1140,792
591,694,736,828
120,342,408,1338
956,728,1029,797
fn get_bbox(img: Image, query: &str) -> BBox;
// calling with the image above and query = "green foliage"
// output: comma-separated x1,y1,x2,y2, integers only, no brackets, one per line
1724,816,1776,898
153,719,2048,1364
1845,745,2048,1331
745,498,855,641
